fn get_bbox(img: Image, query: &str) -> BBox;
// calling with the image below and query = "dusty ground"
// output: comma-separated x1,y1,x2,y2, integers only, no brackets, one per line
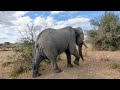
0,51,15,79
0,46,120,79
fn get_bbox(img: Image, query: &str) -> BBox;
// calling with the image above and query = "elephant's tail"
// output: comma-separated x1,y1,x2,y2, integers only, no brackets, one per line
35,43,43,53
33,43,40,62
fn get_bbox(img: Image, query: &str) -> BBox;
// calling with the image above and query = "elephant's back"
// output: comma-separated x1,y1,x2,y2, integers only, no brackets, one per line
35,27,75,50
37,29,54,40
36,29,56,47
36,26,73,41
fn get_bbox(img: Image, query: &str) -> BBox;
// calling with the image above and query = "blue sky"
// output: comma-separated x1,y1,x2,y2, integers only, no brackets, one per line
26,11,105,20
26,11,120,20
0,11,120,43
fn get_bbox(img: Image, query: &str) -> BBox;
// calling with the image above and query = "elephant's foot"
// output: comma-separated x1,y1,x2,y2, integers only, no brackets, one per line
32,71,41,78
53,68,62,73
74,60,79,65
67,64,73,67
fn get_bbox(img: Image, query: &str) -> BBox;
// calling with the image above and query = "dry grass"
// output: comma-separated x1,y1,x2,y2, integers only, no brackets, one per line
0,51,15,79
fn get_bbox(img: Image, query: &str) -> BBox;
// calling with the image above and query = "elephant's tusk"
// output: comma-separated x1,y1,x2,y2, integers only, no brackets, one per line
83,42,88,48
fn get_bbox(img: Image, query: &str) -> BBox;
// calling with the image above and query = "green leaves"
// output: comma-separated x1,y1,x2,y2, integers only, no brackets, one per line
87,11,120,51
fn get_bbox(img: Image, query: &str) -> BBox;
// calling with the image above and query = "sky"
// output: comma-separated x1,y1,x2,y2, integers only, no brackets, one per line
0,11,120,43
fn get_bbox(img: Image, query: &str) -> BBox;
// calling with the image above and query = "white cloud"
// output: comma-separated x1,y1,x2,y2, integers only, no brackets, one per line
46,16,55,27
0,11,28,26
53,17,91,29
33,15,91,31
33,16,55,31
67,11,79,13
50,11,65,15
33,15,91,29
13,16,32,26
50,11,79,15
67,17,89,24
0,30,19,43
14,11,28,17
34,16,45,26
0,11,32,43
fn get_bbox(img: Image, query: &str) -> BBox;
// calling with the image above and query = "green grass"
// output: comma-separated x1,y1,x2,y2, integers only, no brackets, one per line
10,70,19,79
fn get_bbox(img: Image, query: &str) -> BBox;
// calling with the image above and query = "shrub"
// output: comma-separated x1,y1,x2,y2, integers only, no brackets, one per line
10,42,33,78
87,11,120,51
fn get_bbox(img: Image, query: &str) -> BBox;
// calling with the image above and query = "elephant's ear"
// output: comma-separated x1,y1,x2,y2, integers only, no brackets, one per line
74,27,82,36
74,27,84,45
76,27,83,33
74,28,80,44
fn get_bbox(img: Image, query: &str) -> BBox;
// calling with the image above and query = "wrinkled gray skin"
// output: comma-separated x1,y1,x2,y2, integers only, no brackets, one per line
32,26,85,78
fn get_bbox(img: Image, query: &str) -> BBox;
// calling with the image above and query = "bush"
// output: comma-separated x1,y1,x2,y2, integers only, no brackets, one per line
10,42,33,78
101,43,116,51
10,56,32,78
87,11,120,51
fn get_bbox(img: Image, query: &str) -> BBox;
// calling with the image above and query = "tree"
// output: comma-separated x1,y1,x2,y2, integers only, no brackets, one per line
87,11,120,51
19,23,37,44
16,22,38,60
4,42,10,45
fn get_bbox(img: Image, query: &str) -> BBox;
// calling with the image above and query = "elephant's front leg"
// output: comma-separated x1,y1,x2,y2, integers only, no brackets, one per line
73,50,80,65
65,49,73,67
70,46,80,65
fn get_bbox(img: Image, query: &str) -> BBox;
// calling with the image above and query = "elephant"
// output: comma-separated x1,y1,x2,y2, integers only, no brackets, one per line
32,26,85,78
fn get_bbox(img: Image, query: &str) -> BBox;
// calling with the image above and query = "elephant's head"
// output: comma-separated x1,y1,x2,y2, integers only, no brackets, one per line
74,27,85,61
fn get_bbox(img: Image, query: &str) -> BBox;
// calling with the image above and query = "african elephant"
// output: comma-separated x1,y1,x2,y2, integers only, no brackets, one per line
32,26,85,78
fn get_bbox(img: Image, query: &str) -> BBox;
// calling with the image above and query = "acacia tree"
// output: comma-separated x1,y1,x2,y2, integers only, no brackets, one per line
87,11,120,51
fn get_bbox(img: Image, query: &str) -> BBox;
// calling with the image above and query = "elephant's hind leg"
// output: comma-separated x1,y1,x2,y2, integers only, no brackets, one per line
51,58,62,73
46,54,62,73
32,54,45,78
44,47,62,73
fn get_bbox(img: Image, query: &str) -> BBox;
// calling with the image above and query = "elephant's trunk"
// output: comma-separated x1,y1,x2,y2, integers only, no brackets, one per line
78,44,84,61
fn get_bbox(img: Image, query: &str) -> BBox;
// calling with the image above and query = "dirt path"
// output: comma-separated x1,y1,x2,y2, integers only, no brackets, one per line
18,51,120,79
0,50,120,79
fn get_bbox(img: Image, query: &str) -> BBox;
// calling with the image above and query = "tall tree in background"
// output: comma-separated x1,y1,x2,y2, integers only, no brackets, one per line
87,11,120,51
